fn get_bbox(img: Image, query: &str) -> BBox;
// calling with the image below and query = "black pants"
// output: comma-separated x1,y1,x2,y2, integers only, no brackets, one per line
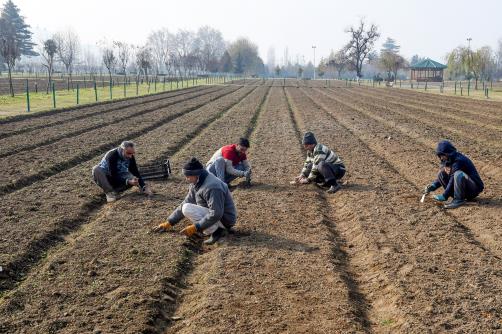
317,161,346,186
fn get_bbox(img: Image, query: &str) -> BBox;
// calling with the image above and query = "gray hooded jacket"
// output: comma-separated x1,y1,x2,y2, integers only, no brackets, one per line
168,170,237,230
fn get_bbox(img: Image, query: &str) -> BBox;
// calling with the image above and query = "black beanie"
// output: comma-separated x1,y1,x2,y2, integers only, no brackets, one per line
302,131,317,145
239,137,250,148
182,157,204,176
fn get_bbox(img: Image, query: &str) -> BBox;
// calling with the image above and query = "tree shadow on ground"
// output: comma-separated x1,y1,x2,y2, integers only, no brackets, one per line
226,229,320,253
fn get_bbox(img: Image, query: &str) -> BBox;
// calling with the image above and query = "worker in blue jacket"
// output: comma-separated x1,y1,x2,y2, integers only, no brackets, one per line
424,140,484,209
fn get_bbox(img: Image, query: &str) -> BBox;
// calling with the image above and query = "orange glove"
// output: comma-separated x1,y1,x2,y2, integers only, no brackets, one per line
152,221,172,233
181,224,197,237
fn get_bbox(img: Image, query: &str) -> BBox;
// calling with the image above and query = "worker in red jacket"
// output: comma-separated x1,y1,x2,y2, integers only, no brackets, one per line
206,138,252,185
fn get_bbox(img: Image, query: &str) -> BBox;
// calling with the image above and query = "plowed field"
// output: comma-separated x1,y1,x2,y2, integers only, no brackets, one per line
0,80,501,333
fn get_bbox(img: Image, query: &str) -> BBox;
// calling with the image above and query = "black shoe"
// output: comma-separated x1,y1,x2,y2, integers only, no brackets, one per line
444,199,466,209
327,184,341,194
203,227,228,245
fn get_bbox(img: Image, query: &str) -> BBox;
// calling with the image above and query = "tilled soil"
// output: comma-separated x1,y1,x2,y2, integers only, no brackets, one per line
0,87,236,195
0,83,501,333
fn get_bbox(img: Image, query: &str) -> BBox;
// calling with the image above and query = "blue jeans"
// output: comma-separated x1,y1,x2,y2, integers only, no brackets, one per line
438,170,481,200
207,157,245,184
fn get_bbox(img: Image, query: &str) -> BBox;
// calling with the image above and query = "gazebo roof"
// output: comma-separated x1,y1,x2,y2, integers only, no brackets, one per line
411,58,447,70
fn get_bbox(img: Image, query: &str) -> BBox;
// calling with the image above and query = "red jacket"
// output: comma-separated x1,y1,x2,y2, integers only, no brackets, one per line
221,144,247,166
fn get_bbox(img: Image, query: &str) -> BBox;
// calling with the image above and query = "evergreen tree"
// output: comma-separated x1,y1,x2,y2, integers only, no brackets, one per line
234,52,244,74
0,0,36,96
1,0,36,56
219,50,232,73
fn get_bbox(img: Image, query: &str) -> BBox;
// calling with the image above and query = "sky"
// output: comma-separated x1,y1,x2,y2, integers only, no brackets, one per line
7,0,502,65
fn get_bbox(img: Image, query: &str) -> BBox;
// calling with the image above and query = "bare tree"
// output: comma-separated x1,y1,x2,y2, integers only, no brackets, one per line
196,26,225,73
496,39,502,79
344,19,380,78
136,46,152,81
174,29,196,77
147,28,171,76
114,41,130,76
82,47,99,75
102,48,116,82
54,29,80,87
328,49,349,78
39,38,57,92
379,51,407,82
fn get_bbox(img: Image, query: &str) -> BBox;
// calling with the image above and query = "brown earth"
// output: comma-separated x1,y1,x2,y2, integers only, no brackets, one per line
0,80,501,333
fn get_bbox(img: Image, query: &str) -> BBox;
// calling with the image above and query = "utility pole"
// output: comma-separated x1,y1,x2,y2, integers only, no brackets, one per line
312,45,317,80
467,37,472,80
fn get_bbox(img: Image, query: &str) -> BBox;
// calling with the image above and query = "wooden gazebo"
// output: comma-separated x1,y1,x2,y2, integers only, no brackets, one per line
410,58,447,82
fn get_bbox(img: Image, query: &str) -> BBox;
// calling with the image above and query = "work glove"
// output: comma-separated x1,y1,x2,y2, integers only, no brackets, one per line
423,183,437,194
152,221,172,233
181,224,198,237
433,194,447,202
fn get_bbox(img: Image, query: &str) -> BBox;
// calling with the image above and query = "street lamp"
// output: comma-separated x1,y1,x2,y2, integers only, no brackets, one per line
312,45,316,80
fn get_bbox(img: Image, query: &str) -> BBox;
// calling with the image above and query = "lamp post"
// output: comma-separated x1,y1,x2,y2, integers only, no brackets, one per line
312,45,316,80
467,37,472,81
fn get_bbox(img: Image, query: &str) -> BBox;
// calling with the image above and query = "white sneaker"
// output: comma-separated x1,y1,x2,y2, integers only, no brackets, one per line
106,192,117,203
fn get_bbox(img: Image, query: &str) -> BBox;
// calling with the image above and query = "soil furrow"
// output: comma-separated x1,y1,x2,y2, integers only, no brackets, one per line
294,87,502,332
364,85,502,113
0,86,221,158
351,87,502,129
314,87,502,258
0,86,207,138
0,86,256,294
166,87,365,334
285,87,410,332
0,86,269,334
333,88,502,153
0,87,239,197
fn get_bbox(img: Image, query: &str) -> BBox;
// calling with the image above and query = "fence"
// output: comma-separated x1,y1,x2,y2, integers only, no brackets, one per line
1,76,237,118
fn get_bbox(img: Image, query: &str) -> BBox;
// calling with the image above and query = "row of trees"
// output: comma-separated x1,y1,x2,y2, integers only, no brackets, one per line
445,43,502,88
0,1,265,96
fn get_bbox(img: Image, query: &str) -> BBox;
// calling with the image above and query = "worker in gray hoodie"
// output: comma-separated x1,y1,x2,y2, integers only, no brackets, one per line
153,157,237,245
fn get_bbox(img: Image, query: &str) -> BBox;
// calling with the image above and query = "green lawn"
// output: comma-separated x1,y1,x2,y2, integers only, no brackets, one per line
0,78,225,118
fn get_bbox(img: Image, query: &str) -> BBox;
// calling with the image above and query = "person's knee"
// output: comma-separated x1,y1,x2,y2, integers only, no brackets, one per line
454,170,466,182
181,203,191,215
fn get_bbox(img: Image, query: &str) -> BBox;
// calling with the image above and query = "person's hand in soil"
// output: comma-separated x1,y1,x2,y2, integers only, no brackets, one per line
299,177,310,184
152,221,172,233
128,177,139,186
142,184,153,196
181,224,197,237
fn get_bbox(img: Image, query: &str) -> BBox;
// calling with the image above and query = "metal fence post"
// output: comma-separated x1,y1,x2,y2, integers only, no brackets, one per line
76,84,79,104
109,80,113,99
26,79,30,112
52,82,56,108
94,81,98,101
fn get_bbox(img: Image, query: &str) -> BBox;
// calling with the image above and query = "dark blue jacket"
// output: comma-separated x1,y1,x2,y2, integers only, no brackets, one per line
435,140,484,198
97,147,145,189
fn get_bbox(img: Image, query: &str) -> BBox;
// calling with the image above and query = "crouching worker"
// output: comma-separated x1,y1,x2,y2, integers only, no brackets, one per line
92,141,152,202
424,140,484,209
294,131,346,194
153,157,236,245
206,138,251,185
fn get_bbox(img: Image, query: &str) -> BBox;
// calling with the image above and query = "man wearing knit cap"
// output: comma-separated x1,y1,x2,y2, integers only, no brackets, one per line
293,131,346,194
206,138,252,185
153,157,237,245
423,140,484,209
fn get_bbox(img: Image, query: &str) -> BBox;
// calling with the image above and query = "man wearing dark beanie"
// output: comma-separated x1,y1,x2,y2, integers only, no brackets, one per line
293,131,346,194
153,157,237,245
206,138,252,185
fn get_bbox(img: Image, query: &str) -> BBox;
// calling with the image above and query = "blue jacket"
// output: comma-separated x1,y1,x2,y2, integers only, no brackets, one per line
97,147,145,189
434,140,484,198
